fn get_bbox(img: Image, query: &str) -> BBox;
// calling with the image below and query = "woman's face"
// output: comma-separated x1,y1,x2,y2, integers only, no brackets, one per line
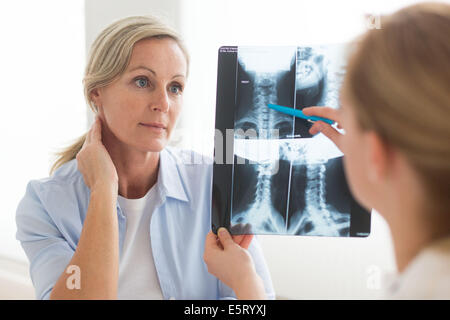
339,88,376,211
93,37,187,152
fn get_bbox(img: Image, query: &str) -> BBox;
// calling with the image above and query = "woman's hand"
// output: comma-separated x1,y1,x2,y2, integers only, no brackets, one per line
76,116,118,193
203,228,266,299
230,223,254,249
303,106,345,151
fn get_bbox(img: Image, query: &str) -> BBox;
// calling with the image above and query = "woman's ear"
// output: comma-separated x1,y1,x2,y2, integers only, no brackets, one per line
90,88,102,113
366,131,391,182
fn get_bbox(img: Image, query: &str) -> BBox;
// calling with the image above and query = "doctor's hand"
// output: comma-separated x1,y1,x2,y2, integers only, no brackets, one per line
76,116,118,194
303,106,344,151
203,228,266,300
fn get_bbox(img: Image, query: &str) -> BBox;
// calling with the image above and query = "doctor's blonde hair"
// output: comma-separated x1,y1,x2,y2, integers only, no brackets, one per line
344,2,450,213
50,15,189,175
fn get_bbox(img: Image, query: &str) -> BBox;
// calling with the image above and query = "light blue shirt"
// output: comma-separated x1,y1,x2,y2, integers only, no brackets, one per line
15,147,275,300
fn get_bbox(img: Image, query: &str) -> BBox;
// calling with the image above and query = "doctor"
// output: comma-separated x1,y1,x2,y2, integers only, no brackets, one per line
204,2,450,299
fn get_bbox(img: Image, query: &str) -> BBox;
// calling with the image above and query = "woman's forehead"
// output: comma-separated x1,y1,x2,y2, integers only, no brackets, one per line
127,38,187,77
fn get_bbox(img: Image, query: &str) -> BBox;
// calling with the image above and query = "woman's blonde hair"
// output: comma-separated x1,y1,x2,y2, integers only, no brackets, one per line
344,2,450,212
50,15,189,175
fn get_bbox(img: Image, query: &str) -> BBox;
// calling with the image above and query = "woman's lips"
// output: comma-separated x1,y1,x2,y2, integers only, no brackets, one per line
139,122,167,133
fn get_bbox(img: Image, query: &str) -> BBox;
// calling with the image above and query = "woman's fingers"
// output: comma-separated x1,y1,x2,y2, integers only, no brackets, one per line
91,116,102,142
239,235,254,250
84,127,91,144
310,121,343,150
205,231,220,250
232,234,245,246
232,234,253,249
217,228,235,250
302,106,341,123
84,116,102,146
229,223,253,249
303,106,344,151
203,231,220,269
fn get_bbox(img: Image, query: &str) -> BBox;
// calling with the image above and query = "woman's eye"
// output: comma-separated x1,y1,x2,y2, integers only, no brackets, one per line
135,78,148,88
169,84,183,95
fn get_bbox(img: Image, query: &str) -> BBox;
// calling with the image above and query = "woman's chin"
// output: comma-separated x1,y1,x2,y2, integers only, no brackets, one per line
123,136,166,153
141,139,168,153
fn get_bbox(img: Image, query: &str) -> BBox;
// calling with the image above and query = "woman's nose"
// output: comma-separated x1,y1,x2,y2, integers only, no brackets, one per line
151,88,170,113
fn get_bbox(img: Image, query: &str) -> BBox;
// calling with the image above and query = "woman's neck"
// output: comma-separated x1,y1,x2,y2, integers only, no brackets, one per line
382,176,450,274
388,209,450,274
102,128,160,199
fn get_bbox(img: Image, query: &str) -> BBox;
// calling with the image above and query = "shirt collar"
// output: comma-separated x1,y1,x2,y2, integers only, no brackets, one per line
114,148,190,219
156,147,190,203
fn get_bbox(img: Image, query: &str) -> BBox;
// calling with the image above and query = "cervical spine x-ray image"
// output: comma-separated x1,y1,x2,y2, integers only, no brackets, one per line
212,45,371,237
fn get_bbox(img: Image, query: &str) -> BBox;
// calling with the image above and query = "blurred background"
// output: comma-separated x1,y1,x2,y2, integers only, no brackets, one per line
0,0,441,299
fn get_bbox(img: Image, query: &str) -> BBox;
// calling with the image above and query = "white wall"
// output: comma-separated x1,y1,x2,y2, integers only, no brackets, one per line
0,0,86,262
0,255,34,299
258,211,396,299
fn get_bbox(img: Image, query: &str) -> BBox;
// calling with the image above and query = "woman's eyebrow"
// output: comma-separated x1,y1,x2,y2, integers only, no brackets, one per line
128,65,185,79
128,66,156,75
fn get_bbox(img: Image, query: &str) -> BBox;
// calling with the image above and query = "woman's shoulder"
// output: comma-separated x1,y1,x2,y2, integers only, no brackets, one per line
163,147,213,178
16,159,87,253
164,146,213,167
17,159,87,220
161,147,213,203
24,159,84,194
50,158,83,183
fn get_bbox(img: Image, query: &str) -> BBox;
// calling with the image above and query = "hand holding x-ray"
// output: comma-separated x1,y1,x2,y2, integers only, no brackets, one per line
203,228,266,300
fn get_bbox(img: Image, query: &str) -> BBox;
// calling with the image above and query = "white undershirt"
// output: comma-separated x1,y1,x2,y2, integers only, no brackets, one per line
117,185,164,300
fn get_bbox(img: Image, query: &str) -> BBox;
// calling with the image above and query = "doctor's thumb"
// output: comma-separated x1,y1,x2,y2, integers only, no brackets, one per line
218,227,234,249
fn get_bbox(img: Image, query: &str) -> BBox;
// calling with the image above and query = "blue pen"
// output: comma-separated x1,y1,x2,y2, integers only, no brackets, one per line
267,103,334,125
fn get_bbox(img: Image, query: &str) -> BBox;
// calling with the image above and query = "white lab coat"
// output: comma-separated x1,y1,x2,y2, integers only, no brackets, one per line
384,235,450,299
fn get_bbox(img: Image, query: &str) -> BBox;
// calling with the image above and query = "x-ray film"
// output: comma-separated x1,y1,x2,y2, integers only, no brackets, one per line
212,45,371,237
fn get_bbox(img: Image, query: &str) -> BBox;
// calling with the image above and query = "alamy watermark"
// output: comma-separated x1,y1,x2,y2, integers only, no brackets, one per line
366,265,382,290
66,264,81,290
173,128,282,175
365,13,382,30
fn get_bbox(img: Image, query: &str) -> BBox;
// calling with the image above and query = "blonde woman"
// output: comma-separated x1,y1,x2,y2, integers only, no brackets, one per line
15,16,275,300
204,2,450,299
